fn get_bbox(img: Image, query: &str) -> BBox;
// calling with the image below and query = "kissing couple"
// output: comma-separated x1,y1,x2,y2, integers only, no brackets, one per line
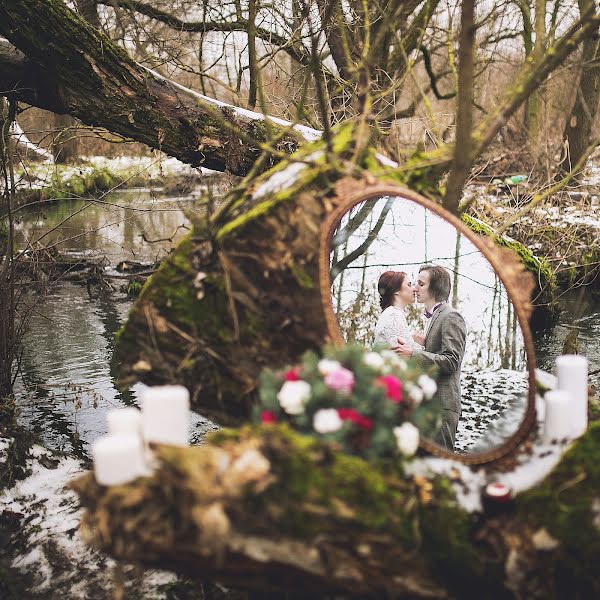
374,265,467,451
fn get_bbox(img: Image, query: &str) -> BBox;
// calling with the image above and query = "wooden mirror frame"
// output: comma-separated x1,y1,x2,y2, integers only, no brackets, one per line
319,182,537,465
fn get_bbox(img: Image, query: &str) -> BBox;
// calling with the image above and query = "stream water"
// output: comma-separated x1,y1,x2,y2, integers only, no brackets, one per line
11,190,600,458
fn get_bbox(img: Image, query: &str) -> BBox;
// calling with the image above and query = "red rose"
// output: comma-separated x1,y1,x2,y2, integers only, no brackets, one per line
261,410,277,424
284,367,301,381
375,375,403,403
337,408,373,431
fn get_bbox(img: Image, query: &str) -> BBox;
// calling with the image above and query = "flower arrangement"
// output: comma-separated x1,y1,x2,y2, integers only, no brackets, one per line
255,344,440,460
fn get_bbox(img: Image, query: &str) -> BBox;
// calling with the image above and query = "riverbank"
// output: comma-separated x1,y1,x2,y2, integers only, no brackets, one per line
464,176,600,304
0,425,208,599
6,155,222,208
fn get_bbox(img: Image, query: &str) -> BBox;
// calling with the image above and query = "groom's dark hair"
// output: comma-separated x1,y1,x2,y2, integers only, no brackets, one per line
419,265,451,302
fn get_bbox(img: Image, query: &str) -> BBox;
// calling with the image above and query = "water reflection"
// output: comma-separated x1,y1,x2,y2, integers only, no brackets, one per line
13,191,216,456
535,289,600,390
14,189,196,263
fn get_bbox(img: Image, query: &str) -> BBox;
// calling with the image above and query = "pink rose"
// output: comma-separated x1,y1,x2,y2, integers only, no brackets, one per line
375,375,403,403
324,367,355,394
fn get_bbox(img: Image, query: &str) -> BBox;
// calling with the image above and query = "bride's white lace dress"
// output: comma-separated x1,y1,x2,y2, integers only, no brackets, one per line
373,306,416,349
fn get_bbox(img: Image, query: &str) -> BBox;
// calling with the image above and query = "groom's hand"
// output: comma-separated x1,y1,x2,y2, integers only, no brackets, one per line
412,332,425,346
393,338,413,357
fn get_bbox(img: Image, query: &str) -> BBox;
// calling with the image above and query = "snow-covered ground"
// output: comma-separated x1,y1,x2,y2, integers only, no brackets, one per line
0,437,185,599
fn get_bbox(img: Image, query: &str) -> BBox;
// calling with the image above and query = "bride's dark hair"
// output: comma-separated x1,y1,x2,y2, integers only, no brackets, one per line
378,271,406,311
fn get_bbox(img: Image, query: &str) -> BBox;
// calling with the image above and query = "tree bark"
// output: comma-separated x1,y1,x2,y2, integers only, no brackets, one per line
71,421,600,598
0,0,307,174
112,131,368,423
559,0,600,175
111,125,551,424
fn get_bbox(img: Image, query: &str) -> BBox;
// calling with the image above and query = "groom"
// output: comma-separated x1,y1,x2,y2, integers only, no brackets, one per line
394,265,467,451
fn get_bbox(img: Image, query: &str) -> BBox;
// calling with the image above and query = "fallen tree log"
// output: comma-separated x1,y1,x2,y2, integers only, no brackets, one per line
72,421,600,598
111,123,417,423
0,1,316,173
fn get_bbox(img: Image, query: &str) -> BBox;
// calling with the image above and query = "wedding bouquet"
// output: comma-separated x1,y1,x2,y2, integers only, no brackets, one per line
255,344,440,460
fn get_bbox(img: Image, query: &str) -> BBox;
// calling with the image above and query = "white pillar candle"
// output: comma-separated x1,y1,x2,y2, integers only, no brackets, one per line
556,354,588,437
141,385,190,446
92,433,147,486
543,390,573,443
107,407,142,436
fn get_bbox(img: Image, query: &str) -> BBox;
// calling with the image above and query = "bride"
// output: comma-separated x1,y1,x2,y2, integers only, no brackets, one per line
374,271,420,349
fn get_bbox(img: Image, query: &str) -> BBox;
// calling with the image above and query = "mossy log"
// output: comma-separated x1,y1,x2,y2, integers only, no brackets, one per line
72,422,600,598
112,124,432,423
0,0,306,173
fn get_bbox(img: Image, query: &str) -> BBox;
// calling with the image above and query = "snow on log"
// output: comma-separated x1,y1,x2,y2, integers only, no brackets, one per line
10,121,53,162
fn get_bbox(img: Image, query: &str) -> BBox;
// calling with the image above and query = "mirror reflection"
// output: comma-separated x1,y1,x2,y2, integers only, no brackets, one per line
330,196,528,454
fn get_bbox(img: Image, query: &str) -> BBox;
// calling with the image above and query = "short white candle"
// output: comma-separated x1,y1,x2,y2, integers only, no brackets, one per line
556,354,588,438
543,390,573,443
92,433,147,486
141,385,190,446
107,407,142,436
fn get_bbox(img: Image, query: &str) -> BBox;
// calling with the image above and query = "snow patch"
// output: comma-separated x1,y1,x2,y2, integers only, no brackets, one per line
405,457,486,513
0,436,13,465
0,442,185,597
144,66,322,142
252,152,322,200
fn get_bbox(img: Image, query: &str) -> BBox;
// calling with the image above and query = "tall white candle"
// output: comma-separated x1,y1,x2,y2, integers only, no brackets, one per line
107,407,142,436
556,354,588,438
141,385,190,446
92,433,147,486
543,390,573,443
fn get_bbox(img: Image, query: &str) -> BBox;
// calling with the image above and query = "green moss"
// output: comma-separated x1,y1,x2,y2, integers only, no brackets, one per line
516,423,600,591
420,478,490,594
461,213,556,289
125,279,143,297
362,147,445,198
216,161,325,241
212,425,421,544
288,260,314,289
331,121,356,154
518,423,600,541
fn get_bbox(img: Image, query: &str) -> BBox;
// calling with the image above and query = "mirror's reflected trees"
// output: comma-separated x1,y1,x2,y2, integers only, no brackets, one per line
330,196,529,454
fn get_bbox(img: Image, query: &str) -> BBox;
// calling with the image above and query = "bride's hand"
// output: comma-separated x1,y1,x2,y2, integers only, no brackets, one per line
412,332,425,346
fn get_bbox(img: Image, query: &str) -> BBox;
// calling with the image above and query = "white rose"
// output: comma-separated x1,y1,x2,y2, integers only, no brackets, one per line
406,383,424,405
393,423,420,456
277,380,311,415
318,359,342,376
381,350,407,372
313,409,343,434
363,352,385,371
418,374,437,399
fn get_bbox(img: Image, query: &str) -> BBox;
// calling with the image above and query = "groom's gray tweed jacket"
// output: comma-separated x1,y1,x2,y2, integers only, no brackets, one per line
412,304,467,414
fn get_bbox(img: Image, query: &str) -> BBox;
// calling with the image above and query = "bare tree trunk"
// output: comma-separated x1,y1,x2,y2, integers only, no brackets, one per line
559,0,600,175
444,0,475,213
50,114,80,163
0,99,16,397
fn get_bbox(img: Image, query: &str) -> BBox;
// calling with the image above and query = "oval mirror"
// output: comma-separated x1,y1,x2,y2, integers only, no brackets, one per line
319,184,536,464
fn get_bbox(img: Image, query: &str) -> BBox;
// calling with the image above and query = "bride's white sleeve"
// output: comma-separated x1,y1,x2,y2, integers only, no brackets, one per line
395,312,416,349
375,310,415,348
